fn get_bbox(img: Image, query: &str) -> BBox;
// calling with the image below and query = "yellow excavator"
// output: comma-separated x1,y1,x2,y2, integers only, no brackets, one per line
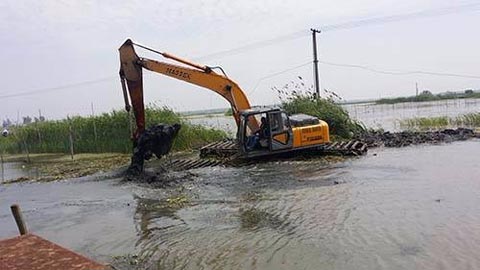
119,39,368,172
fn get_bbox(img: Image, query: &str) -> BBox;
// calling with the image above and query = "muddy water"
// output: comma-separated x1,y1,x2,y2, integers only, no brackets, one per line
0,177,137,259
1,140,480,269
2,100,480,269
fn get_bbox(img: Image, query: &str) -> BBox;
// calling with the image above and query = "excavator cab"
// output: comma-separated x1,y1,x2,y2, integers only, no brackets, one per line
238,108,294,157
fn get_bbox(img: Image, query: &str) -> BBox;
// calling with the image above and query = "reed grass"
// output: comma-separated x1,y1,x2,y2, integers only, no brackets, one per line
276,78,365,139
0,107,227,154
399,113,480,130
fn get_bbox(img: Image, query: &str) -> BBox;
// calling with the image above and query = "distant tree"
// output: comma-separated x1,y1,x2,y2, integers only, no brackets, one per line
23,116,32,124
2,118,11,128
465,89,474,95
439,91,457,98
414,90,439,102
33,116,46,122
420,90,433,96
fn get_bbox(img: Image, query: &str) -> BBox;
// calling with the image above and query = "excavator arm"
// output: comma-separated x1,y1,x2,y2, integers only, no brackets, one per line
119,39,255,140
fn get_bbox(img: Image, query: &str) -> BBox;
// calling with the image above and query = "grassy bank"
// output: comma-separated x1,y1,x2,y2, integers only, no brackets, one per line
399,113,480,130
2,153,131,183
0,107,227,155
376,90,480,105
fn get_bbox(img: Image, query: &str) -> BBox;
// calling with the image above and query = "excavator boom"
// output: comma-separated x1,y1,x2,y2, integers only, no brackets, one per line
119,39,254,139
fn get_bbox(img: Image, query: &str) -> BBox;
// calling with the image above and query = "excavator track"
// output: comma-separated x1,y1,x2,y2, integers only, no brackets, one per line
200,139,368,159
166,158,224,171
322,140,368,156
162,139,368,171
200,139,238,158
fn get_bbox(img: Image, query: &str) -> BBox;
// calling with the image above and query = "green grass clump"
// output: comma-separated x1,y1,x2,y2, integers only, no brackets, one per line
275,78,364,139
400,113,480,130
400,116,449,130
454,113,480,127
0,106,226,155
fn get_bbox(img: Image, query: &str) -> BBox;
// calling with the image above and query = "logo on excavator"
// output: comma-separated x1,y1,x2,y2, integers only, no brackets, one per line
166,68,191,80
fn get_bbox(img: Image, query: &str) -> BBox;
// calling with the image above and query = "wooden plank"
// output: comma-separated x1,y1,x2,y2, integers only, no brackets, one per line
0,234,108,270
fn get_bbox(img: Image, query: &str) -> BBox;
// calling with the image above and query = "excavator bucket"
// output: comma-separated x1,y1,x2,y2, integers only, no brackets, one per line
120,40,183,177
126,123,181,176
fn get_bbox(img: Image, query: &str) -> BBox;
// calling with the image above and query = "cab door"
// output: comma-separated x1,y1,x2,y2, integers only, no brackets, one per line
268,111,293,151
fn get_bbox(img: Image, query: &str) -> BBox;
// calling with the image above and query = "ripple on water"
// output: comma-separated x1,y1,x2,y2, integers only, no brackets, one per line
3,142,480,269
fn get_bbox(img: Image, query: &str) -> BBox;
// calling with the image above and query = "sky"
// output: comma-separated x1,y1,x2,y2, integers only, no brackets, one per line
1,0,480,121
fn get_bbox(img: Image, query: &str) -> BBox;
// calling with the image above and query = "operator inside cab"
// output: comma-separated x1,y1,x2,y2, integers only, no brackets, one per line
246,116,270,150
259,117,270,138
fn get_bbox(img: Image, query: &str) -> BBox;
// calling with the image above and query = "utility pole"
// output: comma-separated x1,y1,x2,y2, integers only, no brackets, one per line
311,28,321,98
91,102,98,152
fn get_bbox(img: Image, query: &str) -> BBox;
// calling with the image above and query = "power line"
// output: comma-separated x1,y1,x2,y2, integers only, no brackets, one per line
249,60,480,97
193,31,306,61
319,60,480,79
320,2,480,32
5,3,480,98
249,61,311,95
0,76,114,100
194,2,480,61
5,59,478,101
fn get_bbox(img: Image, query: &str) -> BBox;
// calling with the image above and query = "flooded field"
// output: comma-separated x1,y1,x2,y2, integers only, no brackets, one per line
344,98,480,131
1,99,480,270
187,98,480,133
1,141,479,269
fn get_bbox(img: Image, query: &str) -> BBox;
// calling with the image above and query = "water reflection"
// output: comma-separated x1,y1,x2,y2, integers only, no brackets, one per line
129,159,348,269
125,142,480,270
239,206,293,231
134,197,186,241
1,123,479,269
132,196,189,269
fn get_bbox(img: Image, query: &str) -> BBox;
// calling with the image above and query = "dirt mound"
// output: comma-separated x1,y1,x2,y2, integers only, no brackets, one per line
357,128,477,148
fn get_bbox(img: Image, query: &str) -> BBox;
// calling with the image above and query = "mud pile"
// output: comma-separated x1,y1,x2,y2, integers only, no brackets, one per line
357,128,477,148
126,123,181,176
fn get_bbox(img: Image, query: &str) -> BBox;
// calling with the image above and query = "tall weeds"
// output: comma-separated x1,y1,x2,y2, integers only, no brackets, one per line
0,107,226,154
275,77,365,139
